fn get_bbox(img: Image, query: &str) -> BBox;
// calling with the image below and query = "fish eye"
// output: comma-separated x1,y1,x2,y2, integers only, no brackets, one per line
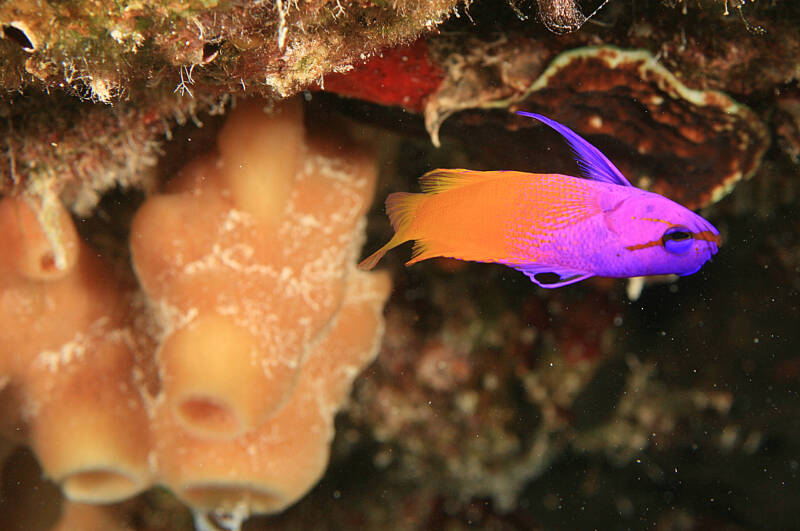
661,226,694,254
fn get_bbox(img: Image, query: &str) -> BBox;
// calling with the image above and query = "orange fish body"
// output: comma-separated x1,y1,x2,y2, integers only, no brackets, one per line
359,170,602,269
400,172,520,265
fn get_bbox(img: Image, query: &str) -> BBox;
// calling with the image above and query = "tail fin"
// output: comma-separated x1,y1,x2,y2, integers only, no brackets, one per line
358,192,424,270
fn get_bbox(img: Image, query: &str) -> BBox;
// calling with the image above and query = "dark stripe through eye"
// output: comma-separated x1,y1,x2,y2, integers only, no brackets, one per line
662,230,691,243
661,226,694,254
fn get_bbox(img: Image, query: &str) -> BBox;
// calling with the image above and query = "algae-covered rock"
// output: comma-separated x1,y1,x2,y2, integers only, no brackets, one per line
0,0,467,208
0,0,465,100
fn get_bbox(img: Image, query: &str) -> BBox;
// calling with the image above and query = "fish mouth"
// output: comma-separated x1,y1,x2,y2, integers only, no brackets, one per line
694,229,720,251
690,217,721,257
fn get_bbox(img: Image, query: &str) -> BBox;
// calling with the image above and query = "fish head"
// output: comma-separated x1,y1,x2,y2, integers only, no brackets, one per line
602,190,720,277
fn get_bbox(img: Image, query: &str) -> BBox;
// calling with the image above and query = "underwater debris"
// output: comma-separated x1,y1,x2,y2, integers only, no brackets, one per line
775,94,800,164
536,0,612,34
537,0,586,33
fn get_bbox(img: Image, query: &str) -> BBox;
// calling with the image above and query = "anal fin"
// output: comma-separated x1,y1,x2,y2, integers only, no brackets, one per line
405,239,455,266
505,263,593,288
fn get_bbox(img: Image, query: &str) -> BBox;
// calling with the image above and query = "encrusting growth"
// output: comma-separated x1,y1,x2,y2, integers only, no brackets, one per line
0,97,391,522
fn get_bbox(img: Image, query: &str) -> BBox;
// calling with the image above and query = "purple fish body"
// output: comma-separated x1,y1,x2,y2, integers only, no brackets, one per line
497,174,719,286
358,112,720,288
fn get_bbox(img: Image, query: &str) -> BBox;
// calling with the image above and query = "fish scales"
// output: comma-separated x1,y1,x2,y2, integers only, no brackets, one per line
504,174,599,264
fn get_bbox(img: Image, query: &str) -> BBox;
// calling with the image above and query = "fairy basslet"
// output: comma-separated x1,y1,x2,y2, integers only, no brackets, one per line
358,111,721,288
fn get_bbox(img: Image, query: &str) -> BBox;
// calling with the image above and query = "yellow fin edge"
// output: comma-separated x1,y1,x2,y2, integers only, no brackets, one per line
419,169,520,194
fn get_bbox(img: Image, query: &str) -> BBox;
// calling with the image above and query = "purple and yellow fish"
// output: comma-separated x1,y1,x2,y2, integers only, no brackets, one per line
358,112,720,288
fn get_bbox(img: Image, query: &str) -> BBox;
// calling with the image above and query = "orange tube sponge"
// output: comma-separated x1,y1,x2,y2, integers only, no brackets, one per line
0,96,390,520
154,270,390,514
129,97,390,514
131,98,383,441
0,197,152,504
0,196,79,283
26,336,151,503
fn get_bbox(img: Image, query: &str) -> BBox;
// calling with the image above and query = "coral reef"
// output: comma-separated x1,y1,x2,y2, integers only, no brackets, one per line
3,0,796,215
2,1,800,530
249,154,800,531
344,281,735,512
1,98,390,526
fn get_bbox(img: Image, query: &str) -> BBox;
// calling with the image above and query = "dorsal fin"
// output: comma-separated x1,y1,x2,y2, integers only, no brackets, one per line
419,169,520,194
516,111,632,187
